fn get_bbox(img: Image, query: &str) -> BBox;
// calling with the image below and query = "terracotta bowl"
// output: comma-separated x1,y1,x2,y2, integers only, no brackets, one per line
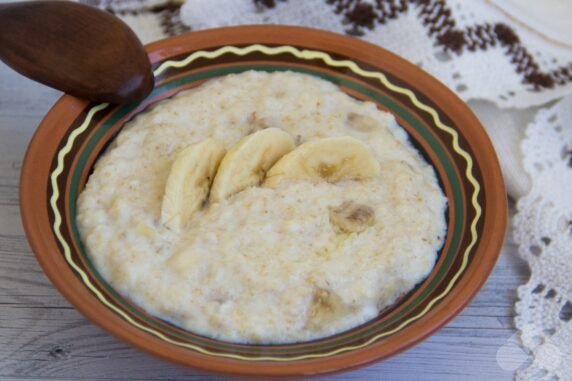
20,26,506,376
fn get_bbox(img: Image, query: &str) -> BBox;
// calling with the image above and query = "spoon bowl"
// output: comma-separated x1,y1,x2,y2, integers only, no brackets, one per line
0,1,154,104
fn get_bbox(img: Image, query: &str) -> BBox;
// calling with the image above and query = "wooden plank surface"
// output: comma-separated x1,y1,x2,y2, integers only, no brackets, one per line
0,61,529,380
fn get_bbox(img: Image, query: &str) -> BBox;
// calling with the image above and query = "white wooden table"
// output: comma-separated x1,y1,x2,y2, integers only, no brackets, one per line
0,61,529,381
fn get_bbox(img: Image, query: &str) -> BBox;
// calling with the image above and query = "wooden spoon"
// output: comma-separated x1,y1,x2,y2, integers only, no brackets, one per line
0,1,154,104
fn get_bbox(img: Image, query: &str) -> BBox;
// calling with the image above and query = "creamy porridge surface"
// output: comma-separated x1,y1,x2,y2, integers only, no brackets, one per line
77,71,447,343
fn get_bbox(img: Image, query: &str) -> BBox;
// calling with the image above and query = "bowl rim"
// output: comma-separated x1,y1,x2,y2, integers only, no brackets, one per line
20,25,507,376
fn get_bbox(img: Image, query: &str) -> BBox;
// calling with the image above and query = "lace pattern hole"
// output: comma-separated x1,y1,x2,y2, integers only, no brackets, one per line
532,284,546,294
456,83,468,92
529,245,542,256
434,50,452,62
560,144,570,161
559,301,572,322
530,335,543,347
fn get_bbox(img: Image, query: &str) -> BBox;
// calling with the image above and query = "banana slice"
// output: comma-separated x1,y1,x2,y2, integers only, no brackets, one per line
210,128,295,202
160,139,226,231
329,201,375,233
263,136,380,187
305,288,349,330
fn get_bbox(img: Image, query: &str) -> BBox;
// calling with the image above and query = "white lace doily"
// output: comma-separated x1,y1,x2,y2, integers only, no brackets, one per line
514,95,572,381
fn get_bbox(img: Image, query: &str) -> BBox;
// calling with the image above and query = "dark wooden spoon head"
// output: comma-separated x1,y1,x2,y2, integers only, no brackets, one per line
0,1,154,104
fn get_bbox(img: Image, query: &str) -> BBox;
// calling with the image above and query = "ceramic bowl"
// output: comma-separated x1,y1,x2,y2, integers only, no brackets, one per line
20,26,506,376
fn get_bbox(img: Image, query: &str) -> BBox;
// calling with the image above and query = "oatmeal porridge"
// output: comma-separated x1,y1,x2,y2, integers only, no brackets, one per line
77,71,447,343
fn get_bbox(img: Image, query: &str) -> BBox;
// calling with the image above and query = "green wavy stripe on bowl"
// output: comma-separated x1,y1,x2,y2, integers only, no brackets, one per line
51,44,480,361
